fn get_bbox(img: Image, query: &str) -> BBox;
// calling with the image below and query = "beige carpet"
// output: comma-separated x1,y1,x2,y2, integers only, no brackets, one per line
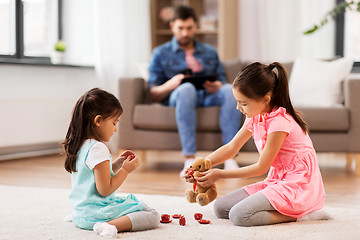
1,185,360,240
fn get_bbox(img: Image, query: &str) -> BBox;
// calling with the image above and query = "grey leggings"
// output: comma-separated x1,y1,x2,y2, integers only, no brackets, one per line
127,205,160,231
214,188,275,227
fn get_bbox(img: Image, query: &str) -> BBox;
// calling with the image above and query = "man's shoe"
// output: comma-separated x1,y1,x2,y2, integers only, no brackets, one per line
179,158,195,178
224,158,239,170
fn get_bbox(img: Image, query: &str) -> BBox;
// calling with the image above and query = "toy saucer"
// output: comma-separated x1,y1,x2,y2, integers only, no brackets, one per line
198,219,211,224
160,219,173,223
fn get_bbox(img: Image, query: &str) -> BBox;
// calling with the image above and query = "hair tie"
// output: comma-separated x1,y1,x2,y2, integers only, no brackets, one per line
268,63,279,91
268,63,277,71
274,72,279,86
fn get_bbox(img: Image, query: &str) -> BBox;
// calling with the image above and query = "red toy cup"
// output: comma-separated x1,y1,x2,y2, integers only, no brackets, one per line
194,213,203,220
179,216,186,226
161,214,171,222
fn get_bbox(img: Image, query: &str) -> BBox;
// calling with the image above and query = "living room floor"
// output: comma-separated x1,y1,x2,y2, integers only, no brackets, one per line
0,152,359,209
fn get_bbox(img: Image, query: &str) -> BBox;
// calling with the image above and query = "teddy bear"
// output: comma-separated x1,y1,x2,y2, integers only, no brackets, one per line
185,157,217,206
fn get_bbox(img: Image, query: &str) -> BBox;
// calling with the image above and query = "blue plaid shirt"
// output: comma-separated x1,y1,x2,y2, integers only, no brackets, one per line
148,37,226,91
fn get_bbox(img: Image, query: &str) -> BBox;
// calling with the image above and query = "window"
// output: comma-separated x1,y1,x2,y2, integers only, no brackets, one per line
336,0,360,71
0,0,15,55
0,0,59,63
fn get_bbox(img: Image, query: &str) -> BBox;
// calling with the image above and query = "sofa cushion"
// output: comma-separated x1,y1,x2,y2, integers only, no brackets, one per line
222,59,247,84
297,107,349,132
133,104,349,132
133,104,221,131
289,58,353,107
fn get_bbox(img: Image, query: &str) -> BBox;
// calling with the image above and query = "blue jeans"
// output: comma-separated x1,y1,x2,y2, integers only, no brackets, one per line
169,83,242,156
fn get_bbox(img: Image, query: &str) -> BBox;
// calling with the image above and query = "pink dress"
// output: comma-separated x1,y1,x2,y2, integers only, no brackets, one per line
243,107,325,218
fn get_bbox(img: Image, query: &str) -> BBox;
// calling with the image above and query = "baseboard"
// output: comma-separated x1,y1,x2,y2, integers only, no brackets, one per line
0,142,62,161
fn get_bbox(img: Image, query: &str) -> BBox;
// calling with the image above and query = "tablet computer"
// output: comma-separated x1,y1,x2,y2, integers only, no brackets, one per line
181,74,218,89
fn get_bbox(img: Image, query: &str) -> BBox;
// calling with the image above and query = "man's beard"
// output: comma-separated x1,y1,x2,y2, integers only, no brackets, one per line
178,37,193,47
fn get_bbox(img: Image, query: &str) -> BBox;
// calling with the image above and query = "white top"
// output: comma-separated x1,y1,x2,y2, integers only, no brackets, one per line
83,139,111,170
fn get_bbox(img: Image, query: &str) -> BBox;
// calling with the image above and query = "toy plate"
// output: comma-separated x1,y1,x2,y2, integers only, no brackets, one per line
198,219,211,224
160,219,173,223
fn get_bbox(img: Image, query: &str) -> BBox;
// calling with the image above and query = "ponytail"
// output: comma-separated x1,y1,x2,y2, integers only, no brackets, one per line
269,63,308,133
63,95,90,173
233,62,308,133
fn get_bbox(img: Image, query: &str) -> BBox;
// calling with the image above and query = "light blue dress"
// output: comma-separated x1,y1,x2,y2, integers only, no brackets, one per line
69,140,144,230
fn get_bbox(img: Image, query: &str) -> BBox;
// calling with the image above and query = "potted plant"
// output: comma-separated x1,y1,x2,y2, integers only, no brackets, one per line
51,40,66,64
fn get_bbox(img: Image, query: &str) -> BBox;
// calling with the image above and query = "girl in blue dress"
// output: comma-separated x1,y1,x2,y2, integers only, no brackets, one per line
63,88,159,238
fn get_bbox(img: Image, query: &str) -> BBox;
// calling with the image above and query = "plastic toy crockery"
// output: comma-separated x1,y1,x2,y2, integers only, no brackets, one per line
185,168,197,191
120,151,136,161
194,213,203,220
160,214,172,223
179,216,186,226
198,219,211,224
172,214,183,219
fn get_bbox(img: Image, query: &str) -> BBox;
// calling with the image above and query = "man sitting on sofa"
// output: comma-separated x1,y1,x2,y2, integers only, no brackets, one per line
148,5,242,177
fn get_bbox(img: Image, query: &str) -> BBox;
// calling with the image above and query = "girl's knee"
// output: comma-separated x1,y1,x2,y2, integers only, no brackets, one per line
228,206,254,227
229,208,271,227
213,199,229,219
148,210,160,228
131,208,160,231
229,209,247,227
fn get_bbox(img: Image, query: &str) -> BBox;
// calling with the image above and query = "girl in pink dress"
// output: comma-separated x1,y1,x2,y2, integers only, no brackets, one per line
193,62,330,226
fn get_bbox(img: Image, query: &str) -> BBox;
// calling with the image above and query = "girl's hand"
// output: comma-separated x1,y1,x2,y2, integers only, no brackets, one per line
196,169,222,187
119,150,136,160
183,169,196,183
121,154,140,173
113,150,136,172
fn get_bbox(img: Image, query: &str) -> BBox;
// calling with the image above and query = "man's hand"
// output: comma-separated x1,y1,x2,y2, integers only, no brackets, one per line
164,73,185,91
149,74,185,102
203,80,222,94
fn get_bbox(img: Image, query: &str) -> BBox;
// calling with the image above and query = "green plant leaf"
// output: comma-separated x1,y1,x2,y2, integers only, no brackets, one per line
304,25,318,35
304,1,360,35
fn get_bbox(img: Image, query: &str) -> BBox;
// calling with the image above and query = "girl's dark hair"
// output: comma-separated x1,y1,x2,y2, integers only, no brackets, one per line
233,62,308,133
63,88,123,173
172,5,198,22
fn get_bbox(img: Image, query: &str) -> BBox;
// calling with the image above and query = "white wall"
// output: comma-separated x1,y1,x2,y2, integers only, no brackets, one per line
61,0,96,66
0,64,99,149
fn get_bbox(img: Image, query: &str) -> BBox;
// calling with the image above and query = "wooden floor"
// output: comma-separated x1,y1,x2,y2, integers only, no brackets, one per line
1,152,360,209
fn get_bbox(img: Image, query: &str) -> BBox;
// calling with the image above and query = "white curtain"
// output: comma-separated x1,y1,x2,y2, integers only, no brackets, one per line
92,0,151,151
92,0,151,92
239,0,336,62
